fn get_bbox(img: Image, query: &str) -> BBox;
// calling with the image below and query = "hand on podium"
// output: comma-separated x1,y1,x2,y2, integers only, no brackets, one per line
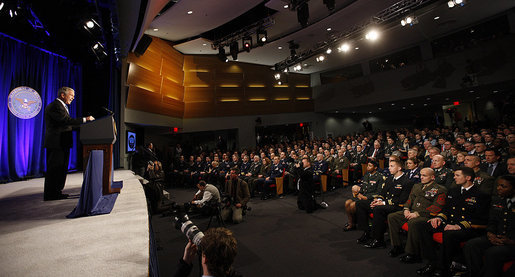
86,116,95,121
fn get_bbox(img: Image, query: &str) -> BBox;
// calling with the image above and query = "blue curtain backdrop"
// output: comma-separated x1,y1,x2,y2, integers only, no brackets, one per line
0,33,82,182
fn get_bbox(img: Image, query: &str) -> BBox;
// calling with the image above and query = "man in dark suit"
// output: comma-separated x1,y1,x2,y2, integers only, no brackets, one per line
480,149,507,178
44,87,94,201
295,157,316,213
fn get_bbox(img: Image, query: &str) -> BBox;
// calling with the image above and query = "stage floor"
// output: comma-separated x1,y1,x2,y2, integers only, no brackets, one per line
0,170,149,277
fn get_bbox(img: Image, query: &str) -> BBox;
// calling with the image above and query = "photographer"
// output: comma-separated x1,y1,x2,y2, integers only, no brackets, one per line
222,168,250,224
295,157,316,213
190,181,221,215
174,227,240,277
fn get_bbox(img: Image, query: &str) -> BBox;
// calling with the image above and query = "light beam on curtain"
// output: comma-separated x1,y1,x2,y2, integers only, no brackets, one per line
0,32,82,182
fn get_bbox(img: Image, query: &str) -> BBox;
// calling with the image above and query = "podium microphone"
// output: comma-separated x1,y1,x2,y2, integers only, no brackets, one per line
101,106,114,115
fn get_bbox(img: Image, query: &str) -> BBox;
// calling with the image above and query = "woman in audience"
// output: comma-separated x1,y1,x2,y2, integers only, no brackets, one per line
452,151,467,170
256,157,271,200
398,137,410,158
405,157,421,184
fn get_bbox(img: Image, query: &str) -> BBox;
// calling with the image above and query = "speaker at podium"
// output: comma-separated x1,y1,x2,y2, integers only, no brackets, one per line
67,115,123,218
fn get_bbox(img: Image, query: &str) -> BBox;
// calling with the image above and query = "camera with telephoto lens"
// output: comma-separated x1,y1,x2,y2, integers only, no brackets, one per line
173,214,204,246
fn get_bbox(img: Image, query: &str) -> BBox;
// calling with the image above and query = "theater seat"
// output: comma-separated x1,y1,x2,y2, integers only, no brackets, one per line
401,222,408,232
432,232,465,247
320,174,328,192
503,261,513,272
361,164,368,175
341,168,350,187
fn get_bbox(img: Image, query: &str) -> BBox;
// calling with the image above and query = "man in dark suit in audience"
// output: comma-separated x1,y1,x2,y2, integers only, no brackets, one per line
480,149,507,178
44,87,94,201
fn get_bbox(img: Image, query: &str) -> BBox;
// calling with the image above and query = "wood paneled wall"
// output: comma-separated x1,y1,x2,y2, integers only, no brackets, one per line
126,37,313,118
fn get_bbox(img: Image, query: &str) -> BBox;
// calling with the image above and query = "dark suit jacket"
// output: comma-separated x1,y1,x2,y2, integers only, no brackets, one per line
367,147,385,160
480,162,508,178
44,99,83,149
224,178,250,206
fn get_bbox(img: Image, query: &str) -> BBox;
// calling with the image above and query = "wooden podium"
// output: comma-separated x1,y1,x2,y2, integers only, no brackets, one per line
80,115,120,195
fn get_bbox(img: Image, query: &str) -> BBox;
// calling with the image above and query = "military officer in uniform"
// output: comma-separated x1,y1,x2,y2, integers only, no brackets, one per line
463,154,496,196
414,167,491,277
388,168,447,261
350,145,367,185
432,154,454,189
356,160,413,247
344,160,384,231
313,153,328,184
239,155,251,177
243,155,262,197
463,175,515,277
331,149,351,189
263,156,283,199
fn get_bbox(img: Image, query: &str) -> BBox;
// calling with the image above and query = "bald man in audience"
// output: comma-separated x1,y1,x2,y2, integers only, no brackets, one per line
388,168,447,261
432,154,454,189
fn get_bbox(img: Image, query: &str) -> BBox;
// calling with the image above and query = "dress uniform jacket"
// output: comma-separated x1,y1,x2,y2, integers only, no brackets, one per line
378,173,413,207
313,160,328,176
240,162,251,176
332,156,350,172
353,151,367,165
405,167,422,184
248,161,262,177
359,171,385,199
473,170,495,196
436,185,490,229
384,143,397,156
387,181,447,253
404,182,447,218
487,196,515,239
269,163,283,179
434,167,454,189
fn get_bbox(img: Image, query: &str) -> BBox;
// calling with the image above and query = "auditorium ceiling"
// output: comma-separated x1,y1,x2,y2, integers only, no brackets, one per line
138,0,515,74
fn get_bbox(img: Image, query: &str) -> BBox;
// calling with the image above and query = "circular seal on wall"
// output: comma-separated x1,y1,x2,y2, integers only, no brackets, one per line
7,86,42,119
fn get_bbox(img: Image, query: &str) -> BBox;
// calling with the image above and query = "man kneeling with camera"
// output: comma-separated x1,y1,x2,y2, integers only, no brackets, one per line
221,168,250,224
174,227,241,277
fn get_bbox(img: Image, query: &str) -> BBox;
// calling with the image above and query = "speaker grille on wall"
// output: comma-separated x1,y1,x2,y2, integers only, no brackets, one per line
134,35,152,57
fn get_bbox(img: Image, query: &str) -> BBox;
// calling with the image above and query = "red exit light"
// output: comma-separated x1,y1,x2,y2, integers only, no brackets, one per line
299,123,304,127
173,127,178,133
453,101,460,106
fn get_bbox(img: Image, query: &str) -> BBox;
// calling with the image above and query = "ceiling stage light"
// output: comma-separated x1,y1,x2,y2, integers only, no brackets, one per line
218,47,228,63
257,29,267,46
326,48,332,54
338,43,350,52
230,41,238,61
242,36,252,52
316,55,325,62
274,73,281,80
365,30,379,41
86,20,94,29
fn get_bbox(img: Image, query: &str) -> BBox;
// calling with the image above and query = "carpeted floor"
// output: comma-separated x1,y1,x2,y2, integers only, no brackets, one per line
152,186,422,277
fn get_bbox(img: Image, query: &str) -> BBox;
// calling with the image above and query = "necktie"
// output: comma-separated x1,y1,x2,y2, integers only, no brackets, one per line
508,199,512,209
487,164,494,176
64,105,69,115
